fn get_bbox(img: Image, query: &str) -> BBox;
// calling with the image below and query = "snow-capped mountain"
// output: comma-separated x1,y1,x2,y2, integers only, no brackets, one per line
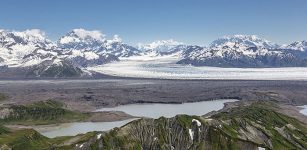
0,29,86,78
0,28,143,78
210,35,280,49
1,28,307,78
58,29,140,59
283,41,307,51
138,39,183,52
57,29,117,67
0,29,125,77
104,35,140,58
137,39,187,57
0,29,58,67
58,28,106,51
178,35,307,67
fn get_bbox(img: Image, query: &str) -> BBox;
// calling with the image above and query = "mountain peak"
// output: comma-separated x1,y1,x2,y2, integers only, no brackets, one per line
71,28,105,41
138,39,184,52
285,40,307,51
107,35,122,44
210,35,279,49
12,29,47,40
59,29,106,45
226,34,260,40
0,29,53,48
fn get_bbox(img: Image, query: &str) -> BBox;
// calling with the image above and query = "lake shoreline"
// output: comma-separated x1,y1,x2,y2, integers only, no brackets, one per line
7,99,237,138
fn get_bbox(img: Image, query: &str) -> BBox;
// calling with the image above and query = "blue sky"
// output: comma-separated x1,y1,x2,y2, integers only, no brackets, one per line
0,0,306,45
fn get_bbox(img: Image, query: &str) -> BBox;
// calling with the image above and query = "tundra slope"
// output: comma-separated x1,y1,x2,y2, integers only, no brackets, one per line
0,102,306,150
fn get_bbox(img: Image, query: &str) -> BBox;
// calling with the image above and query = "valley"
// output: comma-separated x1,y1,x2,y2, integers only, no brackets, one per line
0,98,306,150
0,24,307,150
0,77,307,149
1,79,307,111
0,78,306,149
89,55,307,80
1,0,307,149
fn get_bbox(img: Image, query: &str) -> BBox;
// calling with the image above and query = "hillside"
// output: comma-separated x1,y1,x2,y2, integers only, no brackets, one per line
0,102,306,149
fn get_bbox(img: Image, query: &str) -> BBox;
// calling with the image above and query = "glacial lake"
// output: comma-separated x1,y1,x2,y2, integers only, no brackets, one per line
37,119,136,138
38,99,237,138
299,105,307,116
96,99,238,118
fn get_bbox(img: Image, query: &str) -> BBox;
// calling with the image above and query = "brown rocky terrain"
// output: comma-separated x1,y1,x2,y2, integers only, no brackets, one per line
0,79,307,112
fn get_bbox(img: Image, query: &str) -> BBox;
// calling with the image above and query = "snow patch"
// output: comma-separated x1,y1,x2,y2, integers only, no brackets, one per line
188,129,194,140
52,58,63,66
59,36,80,44
84,51,99,60
97,133,102,139
192,119,201,126
71,50,84,57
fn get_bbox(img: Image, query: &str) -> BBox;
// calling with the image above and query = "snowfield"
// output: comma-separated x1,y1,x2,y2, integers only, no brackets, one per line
88,55,307,80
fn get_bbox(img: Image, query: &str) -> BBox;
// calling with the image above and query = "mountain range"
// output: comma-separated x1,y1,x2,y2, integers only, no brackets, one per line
0,29,306,78
179,35,307,67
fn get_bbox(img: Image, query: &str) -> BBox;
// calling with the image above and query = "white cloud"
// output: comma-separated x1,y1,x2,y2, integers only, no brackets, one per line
72,28,105,41
13,29,47,40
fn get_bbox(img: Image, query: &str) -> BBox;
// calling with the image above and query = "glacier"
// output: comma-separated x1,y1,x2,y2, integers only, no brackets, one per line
88,54,307,80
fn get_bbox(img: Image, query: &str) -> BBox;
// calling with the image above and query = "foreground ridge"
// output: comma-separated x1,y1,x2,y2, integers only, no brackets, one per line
0,102,306,149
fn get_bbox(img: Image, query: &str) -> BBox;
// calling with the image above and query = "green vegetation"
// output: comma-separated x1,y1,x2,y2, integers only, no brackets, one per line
0,126,10,135
0,101,306,149
0,128,51,150
99,102,307,150
0,100,89,125
0,93,8,101
175,114,194,128
212,102,307,149
0,125,99,150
